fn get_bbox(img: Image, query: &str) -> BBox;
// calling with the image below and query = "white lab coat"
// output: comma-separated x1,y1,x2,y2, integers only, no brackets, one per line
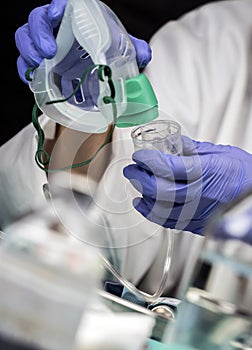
1,0,252,297
144,0,252,298
145,0,252,151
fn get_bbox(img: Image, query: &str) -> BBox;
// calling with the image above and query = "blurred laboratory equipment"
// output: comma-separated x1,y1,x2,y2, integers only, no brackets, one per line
0,183,157,350
0,195,102,350
75,309,155,350
163,188,252,350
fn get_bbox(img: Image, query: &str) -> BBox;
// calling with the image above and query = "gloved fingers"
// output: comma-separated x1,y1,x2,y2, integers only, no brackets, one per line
133,197,176,228
182,135,237,157
48,0,67,26
124,164,178,201
140,196,182,219
15,24,44,69
123,164,157,197
129,35,152,69
28,5,58,59
16,56,32,84
132,149,203,181
123,163,203,202
140,194,203,223
133,197,194,231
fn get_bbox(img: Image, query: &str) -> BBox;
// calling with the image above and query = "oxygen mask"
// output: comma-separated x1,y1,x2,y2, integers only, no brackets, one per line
28,0,158,133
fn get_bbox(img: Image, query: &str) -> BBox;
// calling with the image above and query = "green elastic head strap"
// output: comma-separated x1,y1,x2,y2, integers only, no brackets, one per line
29,64,117,173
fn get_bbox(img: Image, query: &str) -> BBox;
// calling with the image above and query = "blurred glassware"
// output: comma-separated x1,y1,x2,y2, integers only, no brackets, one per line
0,184,103,350
163,188,252,350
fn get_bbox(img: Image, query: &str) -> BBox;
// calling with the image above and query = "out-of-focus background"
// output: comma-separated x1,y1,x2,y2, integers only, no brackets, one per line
3,0,219,146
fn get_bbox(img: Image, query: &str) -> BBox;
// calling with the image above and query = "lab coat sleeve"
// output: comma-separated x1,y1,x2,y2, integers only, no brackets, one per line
0,120,48,228
144,0,252,152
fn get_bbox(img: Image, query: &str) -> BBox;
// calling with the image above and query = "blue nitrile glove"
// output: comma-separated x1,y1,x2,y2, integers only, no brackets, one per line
15,0,67,83
129,35,152,69
209,197,252,245
123,136,252,235
15,0,152,84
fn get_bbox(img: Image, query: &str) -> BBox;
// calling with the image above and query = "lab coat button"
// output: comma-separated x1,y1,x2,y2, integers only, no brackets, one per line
43,183,51,201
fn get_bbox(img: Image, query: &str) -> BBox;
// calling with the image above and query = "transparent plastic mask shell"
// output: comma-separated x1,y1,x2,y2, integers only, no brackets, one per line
29,0,140,133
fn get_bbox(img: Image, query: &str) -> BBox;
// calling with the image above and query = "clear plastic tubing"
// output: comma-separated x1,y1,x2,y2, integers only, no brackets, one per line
129,120,182,301
104,120,182,303
102,120,182,302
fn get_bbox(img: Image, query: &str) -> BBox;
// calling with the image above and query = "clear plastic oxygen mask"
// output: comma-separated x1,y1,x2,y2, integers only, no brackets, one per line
28,0,158,134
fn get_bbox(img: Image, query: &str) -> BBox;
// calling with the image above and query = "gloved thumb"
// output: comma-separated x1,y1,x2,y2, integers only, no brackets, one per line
129,35,152,69
181,135,239,157
132,149,202,181
48,0,67,25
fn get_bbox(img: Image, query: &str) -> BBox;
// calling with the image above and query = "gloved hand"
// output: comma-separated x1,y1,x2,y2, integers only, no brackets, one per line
123,136,252,235
15,0,152,83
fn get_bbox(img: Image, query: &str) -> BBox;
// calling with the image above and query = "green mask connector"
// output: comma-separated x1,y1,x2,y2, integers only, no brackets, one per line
116,73,159,128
